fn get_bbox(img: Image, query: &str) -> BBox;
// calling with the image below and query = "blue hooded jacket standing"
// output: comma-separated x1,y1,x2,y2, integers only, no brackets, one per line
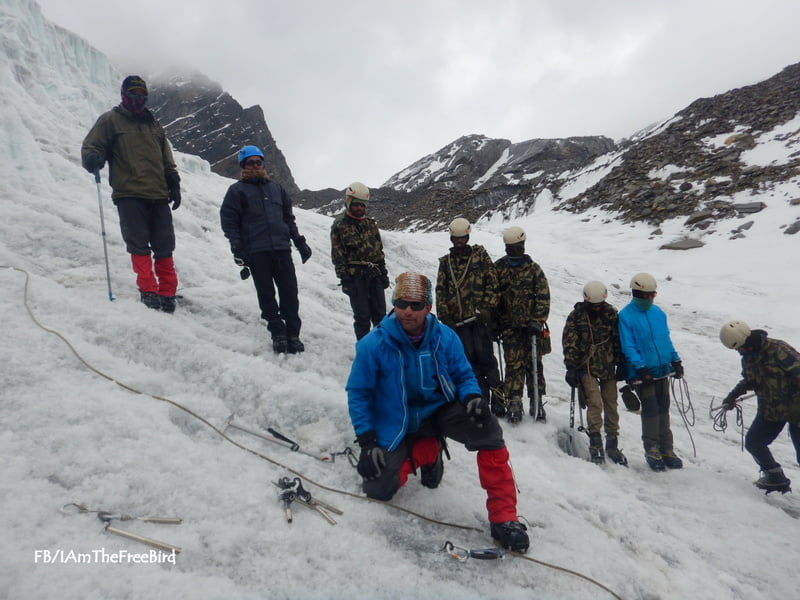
347,312,482,451
618,301,680,381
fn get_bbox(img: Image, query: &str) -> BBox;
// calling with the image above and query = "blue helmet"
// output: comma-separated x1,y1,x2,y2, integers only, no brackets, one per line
238,145,264,165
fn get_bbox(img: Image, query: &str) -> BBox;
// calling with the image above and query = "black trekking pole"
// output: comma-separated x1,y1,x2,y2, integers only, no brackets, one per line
568,385,576,456
531,331,540,420
94,170,115,301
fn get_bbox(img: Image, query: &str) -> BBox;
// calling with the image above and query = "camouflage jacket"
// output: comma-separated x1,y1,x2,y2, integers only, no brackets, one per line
493,254,550,331
735,330,800,422
562,301,623,380
435,245,499,328
330,214,386,280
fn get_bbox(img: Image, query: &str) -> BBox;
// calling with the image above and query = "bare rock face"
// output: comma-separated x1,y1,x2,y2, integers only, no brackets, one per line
556,62,800,232
148,73,299,194
152,62,800,237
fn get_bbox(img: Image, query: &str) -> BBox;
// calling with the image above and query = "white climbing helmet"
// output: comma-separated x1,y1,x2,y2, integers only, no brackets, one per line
720,320,751,349
502,226,526,244
629,272,657,293
448,217,471,237
583,281,608,304
345,181,370,203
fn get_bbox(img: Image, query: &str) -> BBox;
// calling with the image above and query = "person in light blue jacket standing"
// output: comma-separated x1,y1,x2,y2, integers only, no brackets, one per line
618,272,685,472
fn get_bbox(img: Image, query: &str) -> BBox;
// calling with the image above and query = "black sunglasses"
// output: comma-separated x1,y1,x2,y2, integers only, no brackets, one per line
244,159,263,167
393,299,427,311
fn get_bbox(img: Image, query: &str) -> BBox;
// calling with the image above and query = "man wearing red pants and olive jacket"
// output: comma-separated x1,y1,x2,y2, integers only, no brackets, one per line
82,75,181,313
346,271,529,552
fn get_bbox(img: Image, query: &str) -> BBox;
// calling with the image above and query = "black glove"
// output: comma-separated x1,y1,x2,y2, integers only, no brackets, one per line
526,321,543,336
636,367,653,383
356,431,386,481
232,249,249,268
565,368,580,388
294,236,312,264
166,172,181,210
168,186,181,210
379,267,390,290
615,362,626,382
340,278,354,295
83,152,103,174
465,393,491,428
620,385,641,412
240,267,251,281
671,360,684,379
723,382,748,411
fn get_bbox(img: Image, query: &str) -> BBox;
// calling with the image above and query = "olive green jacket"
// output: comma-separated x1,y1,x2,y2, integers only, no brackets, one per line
81,106,177,203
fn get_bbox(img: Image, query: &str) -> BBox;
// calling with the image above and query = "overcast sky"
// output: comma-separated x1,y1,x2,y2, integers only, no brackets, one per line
37,0,800,191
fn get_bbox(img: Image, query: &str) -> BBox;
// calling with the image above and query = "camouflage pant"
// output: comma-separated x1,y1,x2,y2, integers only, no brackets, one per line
580,375,619,436
455,321,502,400
501,329,546,404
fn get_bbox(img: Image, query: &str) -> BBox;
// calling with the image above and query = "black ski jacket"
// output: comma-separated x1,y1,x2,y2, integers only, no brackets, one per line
220,177,302,255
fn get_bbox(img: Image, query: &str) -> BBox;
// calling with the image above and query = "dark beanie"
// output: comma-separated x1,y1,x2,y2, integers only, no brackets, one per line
121,75,147,94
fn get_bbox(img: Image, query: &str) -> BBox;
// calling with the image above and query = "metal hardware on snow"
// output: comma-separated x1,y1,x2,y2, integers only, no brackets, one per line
441,541,505,561
61,502,182,553
224,414,332,462
330,447,358,467
272,477,343,525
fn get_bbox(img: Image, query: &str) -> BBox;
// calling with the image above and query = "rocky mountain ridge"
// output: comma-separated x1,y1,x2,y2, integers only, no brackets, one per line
151,61,800,241
556,62,800,242
148,73,299,195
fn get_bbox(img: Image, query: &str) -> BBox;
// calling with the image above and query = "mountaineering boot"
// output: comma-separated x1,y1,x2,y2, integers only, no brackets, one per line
160,295,176,313
755,467,791,494
272,335,288,354
490,388,507,417
420,447,444,489
506,397,523,424
661,451,683,469
645,448,666,472
140,291,161,309
286,337,305,354
605,435,628,466
589,432,605,464
490,521,529,553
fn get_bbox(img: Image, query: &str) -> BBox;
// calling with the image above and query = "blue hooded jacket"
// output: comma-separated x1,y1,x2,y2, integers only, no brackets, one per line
347,311,482,451
618,301,680,381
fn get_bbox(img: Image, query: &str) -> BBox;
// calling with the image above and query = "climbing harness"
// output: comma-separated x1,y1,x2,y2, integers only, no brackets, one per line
61,502,182,553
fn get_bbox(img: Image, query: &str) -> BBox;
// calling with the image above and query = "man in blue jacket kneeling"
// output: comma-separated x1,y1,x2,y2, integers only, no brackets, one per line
347,271,529,552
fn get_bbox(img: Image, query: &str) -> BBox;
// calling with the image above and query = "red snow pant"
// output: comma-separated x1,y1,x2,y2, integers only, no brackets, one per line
117,198,178,295
361,402,518,523
131,254,178,296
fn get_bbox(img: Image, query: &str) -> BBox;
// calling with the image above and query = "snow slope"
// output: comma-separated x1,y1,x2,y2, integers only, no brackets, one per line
2,2,800,599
